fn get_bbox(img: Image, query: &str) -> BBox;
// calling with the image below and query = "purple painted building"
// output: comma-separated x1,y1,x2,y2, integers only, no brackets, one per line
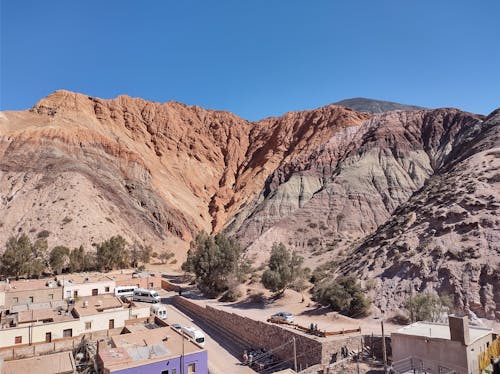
98,326,208,374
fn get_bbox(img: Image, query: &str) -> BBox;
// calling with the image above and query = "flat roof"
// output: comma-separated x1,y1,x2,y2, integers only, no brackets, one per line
0,279,60,292
100,326,204,371
17,308,75,324
393,321,492,343
61,273,113,284
2,351,76,374
72,294,124,317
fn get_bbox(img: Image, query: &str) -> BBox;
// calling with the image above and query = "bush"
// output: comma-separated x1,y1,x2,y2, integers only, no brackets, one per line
262,242,307,295
312,276,371,317
249,292,265,304
405,293,453,322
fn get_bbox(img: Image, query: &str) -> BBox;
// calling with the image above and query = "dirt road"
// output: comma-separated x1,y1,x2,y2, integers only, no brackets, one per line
139,290,255,374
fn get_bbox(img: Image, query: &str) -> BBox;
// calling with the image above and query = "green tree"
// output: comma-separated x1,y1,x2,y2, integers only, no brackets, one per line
96,235,129,271
182,231,243,297
69,245,85,272
261,242,306,295
313,276,371,317
406,293,452,322
1,235,32,277
0,235,49,278
49,246,70,274
139,245,153,264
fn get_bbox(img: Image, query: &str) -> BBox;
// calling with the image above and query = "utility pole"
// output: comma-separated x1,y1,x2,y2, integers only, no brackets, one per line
381,319,387,374
293,337,297,372
181,331,185,374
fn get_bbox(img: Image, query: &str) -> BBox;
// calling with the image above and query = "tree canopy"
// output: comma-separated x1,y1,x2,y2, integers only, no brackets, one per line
313,275,371,317
0,235,48,278
261,242,307,295
182,231,245,297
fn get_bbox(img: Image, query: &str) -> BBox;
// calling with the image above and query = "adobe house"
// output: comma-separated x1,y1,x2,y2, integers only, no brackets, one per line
391,315,493,374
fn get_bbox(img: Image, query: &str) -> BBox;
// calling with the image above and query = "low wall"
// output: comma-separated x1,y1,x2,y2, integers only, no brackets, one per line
161,279,181,292
0,326,124,361
173,296,362,369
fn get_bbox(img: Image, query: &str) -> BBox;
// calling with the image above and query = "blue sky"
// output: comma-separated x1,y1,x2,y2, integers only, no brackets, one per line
1,1,499,120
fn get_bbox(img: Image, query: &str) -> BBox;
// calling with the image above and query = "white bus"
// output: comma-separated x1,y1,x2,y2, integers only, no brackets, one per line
114,286,137,298
181,326,205,347
132,288,161,303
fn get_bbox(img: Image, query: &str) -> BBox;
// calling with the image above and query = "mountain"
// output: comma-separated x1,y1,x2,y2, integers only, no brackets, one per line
1,90,498,319
334,97,425,113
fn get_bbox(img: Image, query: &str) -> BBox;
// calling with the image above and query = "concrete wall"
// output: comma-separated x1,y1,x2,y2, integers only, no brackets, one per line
63,281,115,298
466,334,493,374
0,319,82,348
4,288,63,309
0,307,150,348
105,350,208,374
116,276,161,290
392,333,469,374
0,291,5,307
173,296,362,369
0,327,124,361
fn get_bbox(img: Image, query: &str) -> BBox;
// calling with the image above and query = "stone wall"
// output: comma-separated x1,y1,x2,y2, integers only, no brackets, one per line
173,296,363,369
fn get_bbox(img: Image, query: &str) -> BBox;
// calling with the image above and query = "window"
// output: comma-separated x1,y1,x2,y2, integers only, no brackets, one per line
105,286,110,292
187,363,196,374
63,329,72,337
45,332,52,342
15,336,22,344
109,319,114,329
73,290,78,297
12,297,18,303
149,282,154,288
28,296,34,303
48,294,54,300
172,370,176,374
92,288,98,296
85,322,92,330
161,371,169,374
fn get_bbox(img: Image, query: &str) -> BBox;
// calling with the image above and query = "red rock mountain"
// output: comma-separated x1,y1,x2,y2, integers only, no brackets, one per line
0,91,498,318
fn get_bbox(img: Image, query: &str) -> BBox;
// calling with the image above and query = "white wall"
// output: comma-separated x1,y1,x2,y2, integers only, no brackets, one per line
63,281,115,298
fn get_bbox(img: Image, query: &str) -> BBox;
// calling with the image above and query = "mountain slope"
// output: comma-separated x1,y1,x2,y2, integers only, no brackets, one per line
334,97,425,113
0,91,497,318
338,109,500,319
0,91,369,250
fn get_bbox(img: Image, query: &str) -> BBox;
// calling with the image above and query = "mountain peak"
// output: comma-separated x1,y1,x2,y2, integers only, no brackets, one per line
334,97,425,113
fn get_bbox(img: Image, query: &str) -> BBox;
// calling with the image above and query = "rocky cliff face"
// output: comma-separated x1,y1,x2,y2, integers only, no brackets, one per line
0,91,498,318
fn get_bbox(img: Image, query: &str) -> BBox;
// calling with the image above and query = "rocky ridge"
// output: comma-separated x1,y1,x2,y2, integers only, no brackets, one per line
0,91,498,318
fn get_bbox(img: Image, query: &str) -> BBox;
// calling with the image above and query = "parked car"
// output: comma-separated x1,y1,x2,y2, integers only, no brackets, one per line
171,323,182,330
270,312,294,323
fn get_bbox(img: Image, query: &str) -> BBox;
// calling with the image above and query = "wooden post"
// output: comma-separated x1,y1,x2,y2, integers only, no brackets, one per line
381,320,387,373
293,337,297,372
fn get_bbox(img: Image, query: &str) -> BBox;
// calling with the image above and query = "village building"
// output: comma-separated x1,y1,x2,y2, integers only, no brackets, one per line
109,271,162,290
98,324,208,374
0,294,150,348
0,351,76,374
391,315,493,374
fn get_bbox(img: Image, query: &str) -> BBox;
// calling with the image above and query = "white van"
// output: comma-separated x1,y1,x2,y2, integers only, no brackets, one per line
114,286,137,298
132,288,161,303
181,326,205,347
151,304,167,319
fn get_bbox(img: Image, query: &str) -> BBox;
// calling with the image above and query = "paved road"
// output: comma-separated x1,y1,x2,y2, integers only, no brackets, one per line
135,290,256,374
